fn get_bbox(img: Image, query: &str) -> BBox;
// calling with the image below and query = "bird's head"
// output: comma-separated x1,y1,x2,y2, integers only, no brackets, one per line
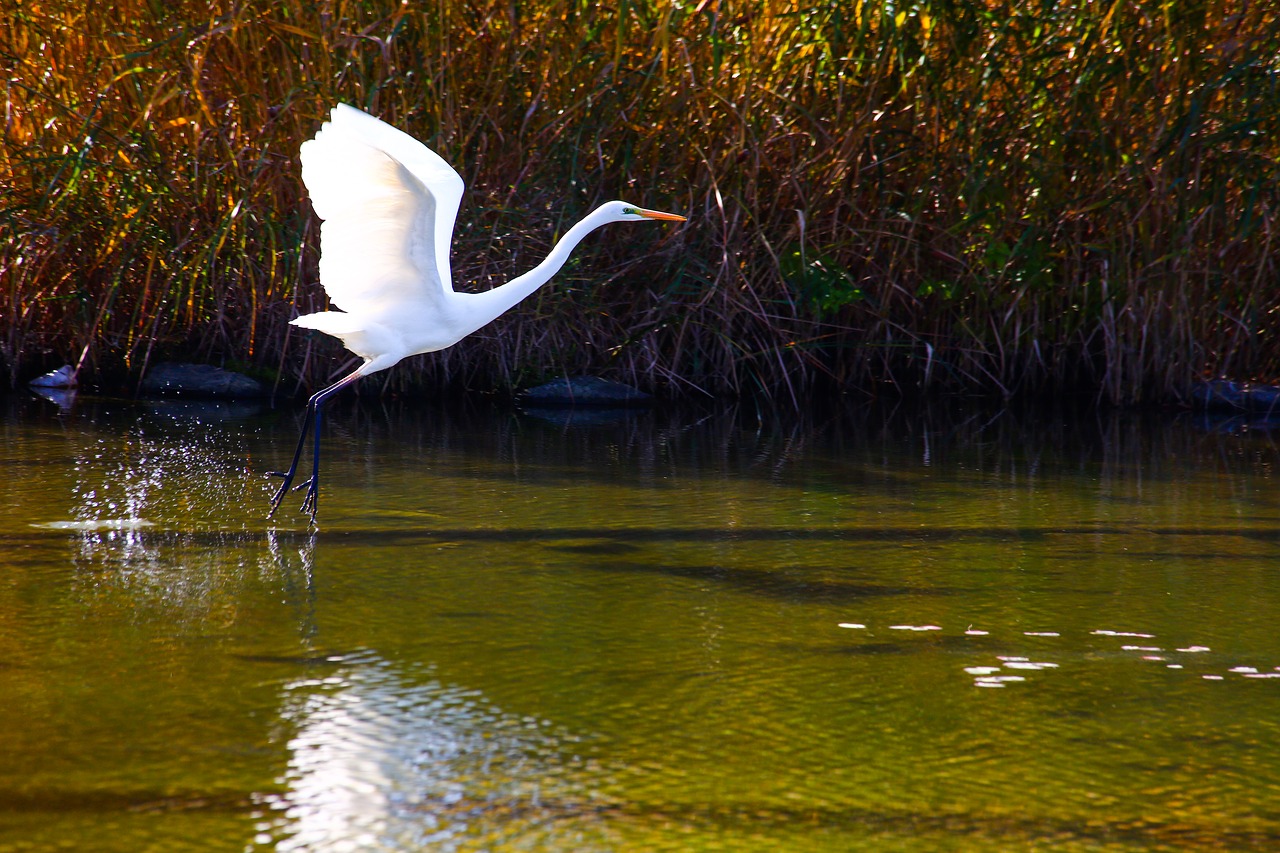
604,200,687,224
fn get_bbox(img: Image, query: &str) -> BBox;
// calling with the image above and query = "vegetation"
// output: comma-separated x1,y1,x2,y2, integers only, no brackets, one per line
3,0,1278,404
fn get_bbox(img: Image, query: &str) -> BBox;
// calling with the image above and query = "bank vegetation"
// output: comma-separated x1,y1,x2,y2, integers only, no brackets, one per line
4,0,1278,404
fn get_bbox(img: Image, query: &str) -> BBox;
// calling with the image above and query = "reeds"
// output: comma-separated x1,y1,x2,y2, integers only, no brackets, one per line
4,0,1278,404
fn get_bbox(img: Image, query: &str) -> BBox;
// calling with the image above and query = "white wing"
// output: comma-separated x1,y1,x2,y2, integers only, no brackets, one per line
299,104,465,318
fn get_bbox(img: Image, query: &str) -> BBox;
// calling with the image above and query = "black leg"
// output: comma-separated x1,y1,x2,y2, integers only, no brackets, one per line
267,369,363,522
298,393,326,521
266,403,316,517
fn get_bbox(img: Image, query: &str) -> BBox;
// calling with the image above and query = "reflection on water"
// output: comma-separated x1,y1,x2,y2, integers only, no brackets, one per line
1,394,1280,850
836,618,1280,689
257,654,606,852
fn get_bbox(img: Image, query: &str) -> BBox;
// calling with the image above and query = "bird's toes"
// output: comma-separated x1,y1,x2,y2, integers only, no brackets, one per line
298,478,320,514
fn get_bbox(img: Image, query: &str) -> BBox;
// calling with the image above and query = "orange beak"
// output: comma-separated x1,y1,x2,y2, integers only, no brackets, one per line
636,208,688,222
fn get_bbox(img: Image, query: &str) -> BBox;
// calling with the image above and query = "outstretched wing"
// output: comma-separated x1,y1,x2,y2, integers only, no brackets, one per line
299,104,465,317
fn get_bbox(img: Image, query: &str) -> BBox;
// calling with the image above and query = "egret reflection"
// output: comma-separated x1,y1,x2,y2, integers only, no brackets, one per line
258,656,606,851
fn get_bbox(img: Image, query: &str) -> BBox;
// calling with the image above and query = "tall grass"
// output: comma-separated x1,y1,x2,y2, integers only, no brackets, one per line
3,0,1278,404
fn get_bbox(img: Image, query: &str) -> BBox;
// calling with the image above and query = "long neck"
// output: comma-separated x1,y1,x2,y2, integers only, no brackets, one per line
465,206,616,322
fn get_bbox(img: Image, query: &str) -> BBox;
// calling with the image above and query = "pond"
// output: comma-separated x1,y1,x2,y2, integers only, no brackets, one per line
2,391,1279,851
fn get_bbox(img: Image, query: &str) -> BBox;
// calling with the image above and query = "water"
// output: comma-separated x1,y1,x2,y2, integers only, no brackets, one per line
2,392,1279,851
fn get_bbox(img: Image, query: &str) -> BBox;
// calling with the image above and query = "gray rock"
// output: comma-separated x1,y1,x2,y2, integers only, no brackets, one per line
29,365,77,388
1193,379,1280,413
140,362,269,399
520,375,651,406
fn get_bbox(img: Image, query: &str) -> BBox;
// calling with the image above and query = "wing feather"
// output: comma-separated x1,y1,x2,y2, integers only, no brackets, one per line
299,104,465,318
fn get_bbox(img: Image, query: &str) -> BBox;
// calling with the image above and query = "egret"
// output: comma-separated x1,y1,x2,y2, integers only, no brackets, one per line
268,104,686,522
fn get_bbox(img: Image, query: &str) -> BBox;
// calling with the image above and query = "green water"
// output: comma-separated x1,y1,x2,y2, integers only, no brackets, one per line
1,393,1279,851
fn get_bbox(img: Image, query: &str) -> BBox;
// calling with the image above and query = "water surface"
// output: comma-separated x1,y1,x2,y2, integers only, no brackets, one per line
1,394,1278,850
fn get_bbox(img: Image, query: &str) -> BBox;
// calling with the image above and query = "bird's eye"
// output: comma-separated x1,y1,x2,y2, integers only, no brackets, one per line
621,207,638,215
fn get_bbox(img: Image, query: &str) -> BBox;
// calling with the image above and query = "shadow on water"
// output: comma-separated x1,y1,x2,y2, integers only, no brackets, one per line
580,560,951,603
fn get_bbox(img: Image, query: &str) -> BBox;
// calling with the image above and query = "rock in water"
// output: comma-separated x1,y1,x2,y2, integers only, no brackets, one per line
140,363,269,399
29,365,77,388
1193,379,1280,413
520,375,651,406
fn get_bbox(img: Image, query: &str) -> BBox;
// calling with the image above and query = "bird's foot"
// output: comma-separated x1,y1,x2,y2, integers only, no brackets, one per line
266,472,320,524
266,470,291,519
298,477,319,524
265,469,314,520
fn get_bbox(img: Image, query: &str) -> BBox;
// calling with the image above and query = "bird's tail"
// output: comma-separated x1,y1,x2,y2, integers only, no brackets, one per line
289,310,368,350
291,310,360,332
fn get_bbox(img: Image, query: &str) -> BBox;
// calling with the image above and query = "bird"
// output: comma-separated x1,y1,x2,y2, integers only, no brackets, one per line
268,103,686,523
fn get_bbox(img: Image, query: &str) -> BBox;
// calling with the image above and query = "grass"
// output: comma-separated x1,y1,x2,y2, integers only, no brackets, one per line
3,0,1278,405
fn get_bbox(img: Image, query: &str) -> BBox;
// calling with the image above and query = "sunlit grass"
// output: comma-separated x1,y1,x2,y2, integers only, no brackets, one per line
3,0,1277,403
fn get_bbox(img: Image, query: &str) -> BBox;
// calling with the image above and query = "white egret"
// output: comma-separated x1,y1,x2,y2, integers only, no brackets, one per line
268,104,686,522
